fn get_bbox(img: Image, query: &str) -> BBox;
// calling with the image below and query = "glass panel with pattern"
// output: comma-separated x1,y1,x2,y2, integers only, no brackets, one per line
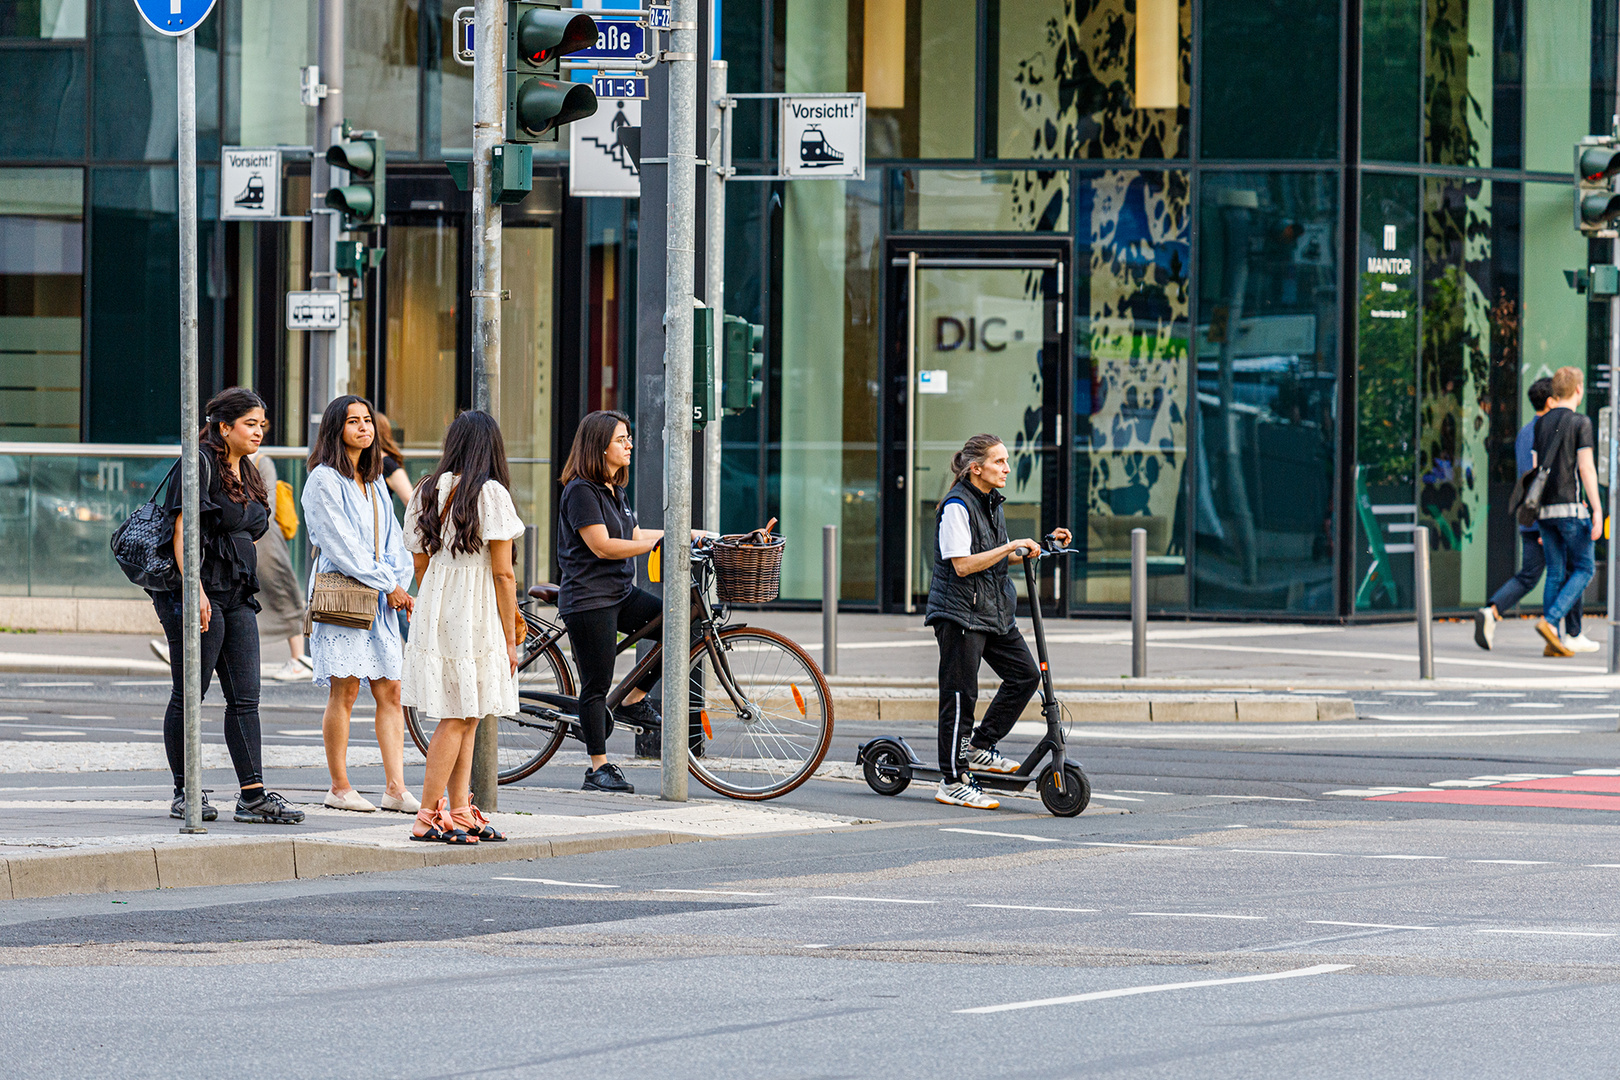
1424,0,1493,167
846,0,975,159
993,0,1189,161
1072,169,1191,607
0,168,82,443
893,170,1069,233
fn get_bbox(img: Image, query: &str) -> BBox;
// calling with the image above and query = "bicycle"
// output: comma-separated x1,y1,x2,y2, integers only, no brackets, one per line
405,537,834,800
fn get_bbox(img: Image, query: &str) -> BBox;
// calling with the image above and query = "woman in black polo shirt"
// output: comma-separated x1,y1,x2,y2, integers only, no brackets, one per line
556,410,665,793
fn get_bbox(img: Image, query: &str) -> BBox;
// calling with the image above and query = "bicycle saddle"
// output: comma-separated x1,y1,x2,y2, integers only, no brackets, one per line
527,582,560,605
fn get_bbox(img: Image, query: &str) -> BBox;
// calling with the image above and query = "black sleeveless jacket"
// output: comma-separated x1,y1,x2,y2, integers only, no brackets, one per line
924,479,1016,634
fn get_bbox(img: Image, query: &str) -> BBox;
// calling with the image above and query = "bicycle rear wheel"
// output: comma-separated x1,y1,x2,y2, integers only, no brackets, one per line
404,640,574,783
686,626,833,800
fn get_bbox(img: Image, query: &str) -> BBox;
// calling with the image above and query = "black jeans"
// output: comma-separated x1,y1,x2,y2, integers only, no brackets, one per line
152,587,263,795
934,621,1040,781
563,588,663,757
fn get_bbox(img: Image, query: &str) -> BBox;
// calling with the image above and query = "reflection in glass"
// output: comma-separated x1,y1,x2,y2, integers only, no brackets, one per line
893,170,1068,233
1362,0,1421,162
1523,0,1592,173
1200,0,1337,160
500,224,554,578
1072,170,1190,607
385,221,459,450
1424,0,1492,167
93,0,219,161
846,0,974,159
435,0,474,154
346,0,420,152
1194,174,1339,611
994,0,1189,160
0,169,83,442
0,49,87,159
0,0,85,37
226,0,312,147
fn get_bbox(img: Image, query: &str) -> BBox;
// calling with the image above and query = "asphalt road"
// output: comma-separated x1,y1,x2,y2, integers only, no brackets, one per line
5,674,1620,1076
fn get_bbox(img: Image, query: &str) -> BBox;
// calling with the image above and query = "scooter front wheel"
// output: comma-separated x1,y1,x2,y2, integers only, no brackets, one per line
1038,763,1091,817
861,743,912,796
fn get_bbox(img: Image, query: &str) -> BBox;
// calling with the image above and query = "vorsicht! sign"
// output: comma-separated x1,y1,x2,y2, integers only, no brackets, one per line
779,94,865,180
220,148,281,220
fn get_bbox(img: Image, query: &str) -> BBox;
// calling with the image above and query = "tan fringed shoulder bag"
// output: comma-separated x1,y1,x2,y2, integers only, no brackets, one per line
304,480,380,632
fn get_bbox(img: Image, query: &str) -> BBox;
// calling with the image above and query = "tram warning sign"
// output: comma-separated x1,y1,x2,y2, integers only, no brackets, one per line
286,291,343,330
779,94,865,180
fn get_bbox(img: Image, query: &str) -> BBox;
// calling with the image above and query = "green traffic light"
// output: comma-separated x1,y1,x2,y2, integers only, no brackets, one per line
1582,191,1620,228
325,184,375,221
510,76,598,139
326,139,376,178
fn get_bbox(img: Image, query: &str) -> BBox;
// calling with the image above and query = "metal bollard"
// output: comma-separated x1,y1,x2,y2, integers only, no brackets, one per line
1414,524,1434,679
523,524,539,594
1130,527,1147,677
822,524,838,675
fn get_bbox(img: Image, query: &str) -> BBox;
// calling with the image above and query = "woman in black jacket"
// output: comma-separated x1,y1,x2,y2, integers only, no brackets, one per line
150,387,304,826
924,433,1070,810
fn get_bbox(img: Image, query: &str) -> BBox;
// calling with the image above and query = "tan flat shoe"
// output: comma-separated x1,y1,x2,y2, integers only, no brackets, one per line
324,788,377,812
379,790,421,814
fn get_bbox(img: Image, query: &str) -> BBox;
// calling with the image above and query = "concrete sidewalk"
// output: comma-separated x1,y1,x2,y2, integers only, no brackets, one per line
0,778,866,902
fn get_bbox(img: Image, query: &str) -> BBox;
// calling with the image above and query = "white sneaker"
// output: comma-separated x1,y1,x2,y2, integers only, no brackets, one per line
149,638,171,665
324,789,377,812
1564,632,1602,653
936,777,1000,810
271,659,310,682
1473,607,1495,650
966,744,1020,774
294,654,315,673
379,790,422,814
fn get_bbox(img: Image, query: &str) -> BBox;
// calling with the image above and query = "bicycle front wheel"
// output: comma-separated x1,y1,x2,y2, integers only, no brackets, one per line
404,640,574,783
686,627,833,800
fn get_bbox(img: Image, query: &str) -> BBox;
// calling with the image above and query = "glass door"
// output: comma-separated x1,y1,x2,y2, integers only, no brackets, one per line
887,251,1066,611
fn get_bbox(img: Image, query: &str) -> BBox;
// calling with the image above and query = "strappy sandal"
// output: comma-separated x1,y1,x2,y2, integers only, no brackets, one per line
410,797,477,845
454,803,506,842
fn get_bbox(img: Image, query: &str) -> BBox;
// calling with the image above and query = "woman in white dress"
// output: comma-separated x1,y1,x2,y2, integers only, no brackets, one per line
402,410,525,844
302,395,419,814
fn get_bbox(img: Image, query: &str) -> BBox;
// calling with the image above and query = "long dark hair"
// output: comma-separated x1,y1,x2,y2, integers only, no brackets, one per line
374,411,405,468
414,410,512,557
559,409,631,488
938,433,1004,509
202,387,269,506
306,394,382,483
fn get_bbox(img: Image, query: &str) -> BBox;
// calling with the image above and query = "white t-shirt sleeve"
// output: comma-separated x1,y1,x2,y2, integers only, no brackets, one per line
938,501,972,559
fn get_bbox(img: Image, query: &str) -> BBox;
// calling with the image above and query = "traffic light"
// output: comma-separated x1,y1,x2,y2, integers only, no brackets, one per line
505,1,599,143
693,307,714,430
335,239,384,279
722,315,764,415
1576,137,1620,234
325,124,385,230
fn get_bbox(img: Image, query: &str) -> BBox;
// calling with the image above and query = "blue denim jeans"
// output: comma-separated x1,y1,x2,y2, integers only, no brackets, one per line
1538,517,1596,627
1489,530,1581,635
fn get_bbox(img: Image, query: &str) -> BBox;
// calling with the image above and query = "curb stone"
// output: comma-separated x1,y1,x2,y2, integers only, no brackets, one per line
1,828,703,902
834,694,1355,723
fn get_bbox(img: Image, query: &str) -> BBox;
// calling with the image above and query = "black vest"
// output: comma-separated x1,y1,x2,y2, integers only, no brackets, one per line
924,479,1016,633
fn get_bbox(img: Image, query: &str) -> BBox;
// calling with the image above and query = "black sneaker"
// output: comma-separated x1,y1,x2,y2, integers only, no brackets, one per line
169,789,218,822
233,790,306,824
583,763,635,794
617,698,663,758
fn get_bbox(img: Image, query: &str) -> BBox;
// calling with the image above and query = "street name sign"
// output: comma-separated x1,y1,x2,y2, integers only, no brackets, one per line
779,93,865,180
593,74,648,99
286,291,343,330
220,148,281,219
572,20,647,60
132,0,218,35
646,5,670,28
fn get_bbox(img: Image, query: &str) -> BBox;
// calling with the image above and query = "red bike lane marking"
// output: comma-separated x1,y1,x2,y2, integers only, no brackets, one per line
1367,789,1620,811
1491,776,1620,793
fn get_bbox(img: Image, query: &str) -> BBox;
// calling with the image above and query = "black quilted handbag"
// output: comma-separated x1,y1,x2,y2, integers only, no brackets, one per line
110,459,183,591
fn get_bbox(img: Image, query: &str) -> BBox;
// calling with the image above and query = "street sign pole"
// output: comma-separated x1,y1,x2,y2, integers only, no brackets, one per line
469,0,503,808
661,0,697,802
176,28,205,835
308,0,344,445
704,59,727,533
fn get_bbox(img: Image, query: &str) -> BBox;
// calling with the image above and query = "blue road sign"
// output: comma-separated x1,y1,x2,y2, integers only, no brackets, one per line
647,5,671,29
593,75,648,99
571,20,645,60
131,0,219,36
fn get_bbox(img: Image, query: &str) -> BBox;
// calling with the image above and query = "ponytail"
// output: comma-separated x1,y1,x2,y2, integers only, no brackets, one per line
937,433,1004,510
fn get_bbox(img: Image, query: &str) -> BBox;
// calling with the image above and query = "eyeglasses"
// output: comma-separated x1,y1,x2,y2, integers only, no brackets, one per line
611,435,633,446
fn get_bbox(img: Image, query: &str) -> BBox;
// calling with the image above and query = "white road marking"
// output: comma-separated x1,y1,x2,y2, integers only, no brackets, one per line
492,876,619,889
968,903,1098,914
1129,911,1266,920
653,888,776,897
1206,795,1313,802
1366,855,1446,861
814,895,937,905
60,715,115,721
1576,769,1620,776
1113,789,1174,795
21,682,92,687
277,730,323,737
956,964,1352,1014
1470,692,1524,697
941,827,1062,843
17,730,84,737
1586,864,1620,868
1090,793,1143,802
1083,841,1194,850
1309,921,1434,930
1429,701,1476,707
1475,928,1614,937
1364,713,1610,721
1226,849,1345,858
1384,691,1436,696
1139,640,1606,674
112,680,171,686
1467,860,1549,865
798,944,830,948
1060,726,1582,741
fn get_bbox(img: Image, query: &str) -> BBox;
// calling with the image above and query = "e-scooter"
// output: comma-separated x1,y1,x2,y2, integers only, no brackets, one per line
855,536,1092,817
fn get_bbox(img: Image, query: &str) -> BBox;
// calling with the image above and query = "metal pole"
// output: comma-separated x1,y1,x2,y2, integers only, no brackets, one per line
1415,524,1434,679
177,30,205,835
469,0,504,810
523,523,539,594
661,0,698,803
1129,526,1147,678
903,250,918,612
822,523,838,675
308,0,344,446
703,60,728,534
1609,212,1620,675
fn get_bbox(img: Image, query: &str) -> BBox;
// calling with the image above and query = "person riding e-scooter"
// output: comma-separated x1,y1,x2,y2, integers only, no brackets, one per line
926,433,1072,810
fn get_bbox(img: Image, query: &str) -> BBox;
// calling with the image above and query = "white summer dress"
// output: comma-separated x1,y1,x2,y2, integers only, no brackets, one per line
401,474,527,720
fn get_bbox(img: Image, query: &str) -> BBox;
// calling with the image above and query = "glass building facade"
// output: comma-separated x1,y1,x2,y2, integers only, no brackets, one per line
0,0,1613,620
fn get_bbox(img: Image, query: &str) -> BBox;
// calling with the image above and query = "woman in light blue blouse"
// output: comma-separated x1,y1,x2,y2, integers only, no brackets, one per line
302,395,419,814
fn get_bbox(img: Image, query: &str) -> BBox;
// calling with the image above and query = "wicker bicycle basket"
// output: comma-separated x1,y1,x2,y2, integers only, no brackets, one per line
711,531,786,604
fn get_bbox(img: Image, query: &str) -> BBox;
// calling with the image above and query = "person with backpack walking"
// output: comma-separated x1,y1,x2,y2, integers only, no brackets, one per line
302,395,419,814
402,411,526,844
150,388,303,825
1530,367,1605,658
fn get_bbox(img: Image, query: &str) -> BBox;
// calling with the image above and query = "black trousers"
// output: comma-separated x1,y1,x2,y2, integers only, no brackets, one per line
934,621,1041,780
152,586,263,795
563,588,663,757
